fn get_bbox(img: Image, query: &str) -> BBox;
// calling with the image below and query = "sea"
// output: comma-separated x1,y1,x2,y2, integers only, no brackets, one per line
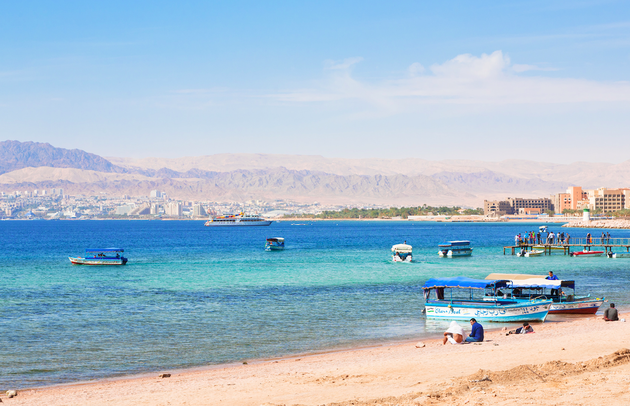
1,220,629,389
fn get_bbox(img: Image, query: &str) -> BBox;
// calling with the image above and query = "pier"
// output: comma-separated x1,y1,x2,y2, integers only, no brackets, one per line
503,237,630,255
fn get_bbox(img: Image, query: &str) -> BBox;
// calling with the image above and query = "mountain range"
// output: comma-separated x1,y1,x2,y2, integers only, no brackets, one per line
1,140,628,207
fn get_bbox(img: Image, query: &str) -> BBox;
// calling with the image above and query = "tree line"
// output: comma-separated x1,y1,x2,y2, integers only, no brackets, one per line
284,205,484,219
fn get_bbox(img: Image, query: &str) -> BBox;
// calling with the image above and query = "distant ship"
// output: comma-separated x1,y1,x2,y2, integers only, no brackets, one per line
204,212,272,227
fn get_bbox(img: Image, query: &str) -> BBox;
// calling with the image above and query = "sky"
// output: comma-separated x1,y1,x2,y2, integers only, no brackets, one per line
1,0,630,163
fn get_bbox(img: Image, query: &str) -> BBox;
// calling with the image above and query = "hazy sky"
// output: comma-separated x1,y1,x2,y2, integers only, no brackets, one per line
1,1,630,162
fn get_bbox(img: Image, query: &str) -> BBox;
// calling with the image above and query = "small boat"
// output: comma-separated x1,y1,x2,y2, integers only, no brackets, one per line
69,248,128,265
265,237,285,251
422,277,551,322
205,212,272,226
607,252,630,258
438,241,472,257
392,243,412,262
516,249,544,257
570,250,604,257
533,245,565,251
485,273,604,315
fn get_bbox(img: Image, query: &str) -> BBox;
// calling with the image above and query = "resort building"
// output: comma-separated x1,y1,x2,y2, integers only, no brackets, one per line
483,197,554,216
587,188,630,212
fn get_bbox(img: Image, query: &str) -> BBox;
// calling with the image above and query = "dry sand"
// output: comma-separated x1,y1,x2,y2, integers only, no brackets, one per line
4,314,630,406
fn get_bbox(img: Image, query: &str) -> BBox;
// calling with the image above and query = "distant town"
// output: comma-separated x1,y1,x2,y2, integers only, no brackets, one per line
2,185,629,220
0,188,361,220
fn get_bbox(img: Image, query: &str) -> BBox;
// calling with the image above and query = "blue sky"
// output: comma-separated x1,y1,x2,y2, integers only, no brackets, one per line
1,1,630,162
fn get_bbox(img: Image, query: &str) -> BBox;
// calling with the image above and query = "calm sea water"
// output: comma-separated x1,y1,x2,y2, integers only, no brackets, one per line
1,220,629,389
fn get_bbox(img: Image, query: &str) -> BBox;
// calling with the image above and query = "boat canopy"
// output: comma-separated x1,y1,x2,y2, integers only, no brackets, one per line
86,248,124,252
485,273,575,290
422,276,510,290
266,237,284,242
391,244,412,253
438,240,470,247
486,273,545,280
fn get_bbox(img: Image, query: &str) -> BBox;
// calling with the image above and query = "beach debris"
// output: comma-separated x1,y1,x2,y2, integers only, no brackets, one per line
415,341,426,348
5,390,17,398
158,373,171,378
470,376,492,383
243,361,248,364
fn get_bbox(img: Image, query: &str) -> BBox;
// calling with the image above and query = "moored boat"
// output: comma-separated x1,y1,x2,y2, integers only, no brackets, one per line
265,237,285,251
205,212,272,226
608,252,630,258
422,277,551,322
516,249,544,257
69,248,128,265
485,273,604,314
392,243,412,262
438,240,473,257
570,250,604,257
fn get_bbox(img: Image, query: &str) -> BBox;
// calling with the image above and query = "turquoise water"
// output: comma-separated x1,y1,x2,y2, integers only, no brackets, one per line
1,220,629,389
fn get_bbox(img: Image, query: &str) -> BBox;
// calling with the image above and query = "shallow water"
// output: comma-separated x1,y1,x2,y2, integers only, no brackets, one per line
0,220,628,388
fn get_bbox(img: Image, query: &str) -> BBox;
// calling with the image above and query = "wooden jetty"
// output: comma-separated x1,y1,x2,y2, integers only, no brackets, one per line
503,237,630,255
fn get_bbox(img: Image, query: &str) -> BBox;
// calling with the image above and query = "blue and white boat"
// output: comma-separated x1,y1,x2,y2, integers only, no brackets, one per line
265,237,285,251
392,243,413,262
69,248,128,265
422,277,551,322
438,241,473,257
485,273,604,315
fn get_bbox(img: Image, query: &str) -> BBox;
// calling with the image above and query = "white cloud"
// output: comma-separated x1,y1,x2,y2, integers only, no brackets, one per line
408,62,425,76
324,57,364,70
270,50,630,108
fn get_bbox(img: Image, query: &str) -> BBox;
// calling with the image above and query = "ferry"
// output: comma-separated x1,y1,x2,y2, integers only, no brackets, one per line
265,237,285,251
69,248,128,265
204,212,272,227
438,241,473,257
422,277,551,322
392,243,412,262
485,273,604,315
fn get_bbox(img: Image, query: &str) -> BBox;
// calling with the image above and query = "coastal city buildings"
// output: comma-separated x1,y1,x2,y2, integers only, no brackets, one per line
0,188,332,219
484,186,630,216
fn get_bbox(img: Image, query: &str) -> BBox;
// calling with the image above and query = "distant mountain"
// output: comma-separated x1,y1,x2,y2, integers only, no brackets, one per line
2,141,629,206
0,140,123,175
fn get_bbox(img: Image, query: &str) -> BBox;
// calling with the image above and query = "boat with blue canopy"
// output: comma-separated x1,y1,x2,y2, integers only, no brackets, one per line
265,237,285,251
69,248,128,265
422,276,552,322
438,241,473,257
485,273,604,315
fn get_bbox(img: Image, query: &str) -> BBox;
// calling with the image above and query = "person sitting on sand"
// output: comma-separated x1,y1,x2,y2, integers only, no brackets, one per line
442,321,465,345
604,303,619,321
507,322,534,335
465,318,484,343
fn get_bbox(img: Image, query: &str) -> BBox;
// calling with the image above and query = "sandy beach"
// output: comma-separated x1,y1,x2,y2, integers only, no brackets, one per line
4,314,630,406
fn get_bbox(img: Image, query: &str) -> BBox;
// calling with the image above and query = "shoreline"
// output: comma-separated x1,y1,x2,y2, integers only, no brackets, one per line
7,314,630,406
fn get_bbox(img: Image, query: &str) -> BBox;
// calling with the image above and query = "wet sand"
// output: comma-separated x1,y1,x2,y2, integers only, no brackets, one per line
4,314,630,406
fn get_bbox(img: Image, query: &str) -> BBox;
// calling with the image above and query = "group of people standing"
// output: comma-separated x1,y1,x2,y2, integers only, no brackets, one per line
515,230,571,245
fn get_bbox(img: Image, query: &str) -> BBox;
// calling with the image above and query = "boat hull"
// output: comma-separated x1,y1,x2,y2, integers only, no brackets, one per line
393,255,412,262
69,257,127,265
424,300,551,322
570,251,604,257
205,220,272,226
609,253,630,258
438,250,472,257
265,246,284,251
549,299,604,314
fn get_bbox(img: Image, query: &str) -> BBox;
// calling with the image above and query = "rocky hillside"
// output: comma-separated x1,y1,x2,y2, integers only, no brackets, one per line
0,140,123,174
2,141,623,206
